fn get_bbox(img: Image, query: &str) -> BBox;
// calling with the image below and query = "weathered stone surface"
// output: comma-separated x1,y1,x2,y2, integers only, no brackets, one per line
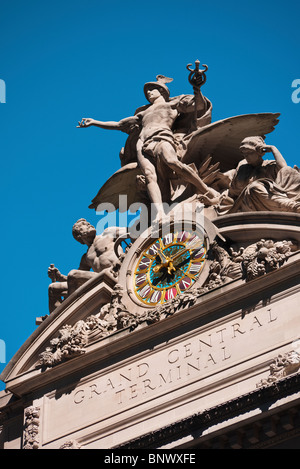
1,62,300,450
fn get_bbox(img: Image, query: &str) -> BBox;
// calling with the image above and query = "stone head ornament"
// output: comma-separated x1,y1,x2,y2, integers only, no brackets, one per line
240,136,265,154
72,218,96,244
144,75,173,102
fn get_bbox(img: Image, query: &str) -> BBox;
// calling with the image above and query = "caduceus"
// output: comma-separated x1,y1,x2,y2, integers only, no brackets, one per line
186,59,208,131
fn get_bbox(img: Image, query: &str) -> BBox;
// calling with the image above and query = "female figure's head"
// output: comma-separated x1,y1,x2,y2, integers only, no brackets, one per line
240,136,265,166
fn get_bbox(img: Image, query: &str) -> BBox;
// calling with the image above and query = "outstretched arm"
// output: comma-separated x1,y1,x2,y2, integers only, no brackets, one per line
77,115,140,133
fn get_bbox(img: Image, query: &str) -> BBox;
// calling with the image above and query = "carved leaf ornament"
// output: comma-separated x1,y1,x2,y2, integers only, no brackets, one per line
37,239,294,369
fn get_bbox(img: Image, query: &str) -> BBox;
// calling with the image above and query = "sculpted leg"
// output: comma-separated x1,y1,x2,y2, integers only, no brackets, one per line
136,139,164,219
67,269,98,295
48,281,68,313
158,142,217,197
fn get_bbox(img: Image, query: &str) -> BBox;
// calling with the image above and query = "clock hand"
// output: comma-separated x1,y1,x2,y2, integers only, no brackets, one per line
156,249,169,263
154,261,176,275
153,248,175,275
152,269,168,286
170,240,201,262
175,256,191,269
154,241,202,276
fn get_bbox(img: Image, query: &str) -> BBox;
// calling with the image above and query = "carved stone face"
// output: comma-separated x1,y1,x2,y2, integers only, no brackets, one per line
239,136,265,166
147,87,163,103
72,219,96,245
240,148,263,167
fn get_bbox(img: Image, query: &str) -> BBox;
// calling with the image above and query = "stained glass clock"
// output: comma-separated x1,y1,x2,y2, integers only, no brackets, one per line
133,229,207,306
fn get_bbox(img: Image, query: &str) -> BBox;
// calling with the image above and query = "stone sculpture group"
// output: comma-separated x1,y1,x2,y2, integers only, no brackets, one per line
46,60,300,319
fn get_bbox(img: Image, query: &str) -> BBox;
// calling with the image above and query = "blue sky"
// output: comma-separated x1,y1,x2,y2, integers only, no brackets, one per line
0,0,299,390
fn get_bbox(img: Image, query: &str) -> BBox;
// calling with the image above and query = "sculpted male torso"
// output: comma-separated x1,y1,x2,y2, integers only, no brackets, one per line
47,221,126,313
78,77,217,218
137,90,179,141
84,232,123,272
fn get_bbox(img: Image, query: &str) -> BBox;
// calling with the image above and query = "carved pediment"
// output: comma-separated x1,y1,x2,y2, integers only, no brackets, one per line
2,213,299,399
0,272,117,391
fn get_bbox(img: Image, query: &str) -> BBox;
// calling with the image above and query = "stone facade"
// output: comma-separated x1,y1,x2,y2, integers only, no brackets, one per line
1,63,300,449
1,212,300,449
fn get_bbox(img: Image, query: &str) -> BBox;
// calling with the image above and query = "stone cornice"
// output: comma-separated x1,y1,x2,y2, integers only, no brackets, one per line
115,371,300,449
2,253,300,397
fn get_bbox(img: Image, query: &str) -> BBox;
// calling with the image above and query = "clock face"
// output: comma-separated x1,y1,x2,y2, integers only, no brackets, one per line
133,230,206,306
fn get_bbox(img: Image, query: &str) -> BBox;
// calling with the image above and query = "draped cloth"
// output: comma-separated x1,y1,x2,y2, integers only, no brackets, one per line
217,160,300,214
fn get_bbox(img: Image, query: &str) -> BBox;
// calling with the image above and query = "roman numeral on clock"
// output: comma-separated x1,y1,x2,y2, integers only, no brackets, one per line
135,273,147,286
189,262,202,275
138,285,151,298
138,257,150,270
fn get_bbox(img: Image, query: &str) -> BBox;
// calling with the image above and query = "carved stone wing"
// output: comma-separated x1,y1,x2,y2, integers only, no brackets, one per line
89,162,145,211
181,113,280,172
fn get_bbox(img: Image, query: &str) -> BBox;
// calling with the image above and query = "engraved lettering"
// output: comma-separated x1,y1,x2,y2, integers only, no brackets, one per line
104,378,115,391
198,334,212,351
119,369,132,384
143,379,156,393
216,327,227,344
129,384,138,399
232,323,246,338
268,308,277,323
89,383,101,398
183,343,193,358
221,346,231,361
186,358,200,375
68,304,283,416
159,370,173,387
137,362,149,378
168,349,179,364
204,353,217,368
115,388,125,404
74,389,85,404
250,315,263,331
176,365,181,380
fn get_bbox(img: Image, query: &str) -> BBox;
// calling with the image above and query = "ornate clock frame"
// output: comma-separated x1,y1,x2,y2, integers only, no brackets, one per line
117,215,220,311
